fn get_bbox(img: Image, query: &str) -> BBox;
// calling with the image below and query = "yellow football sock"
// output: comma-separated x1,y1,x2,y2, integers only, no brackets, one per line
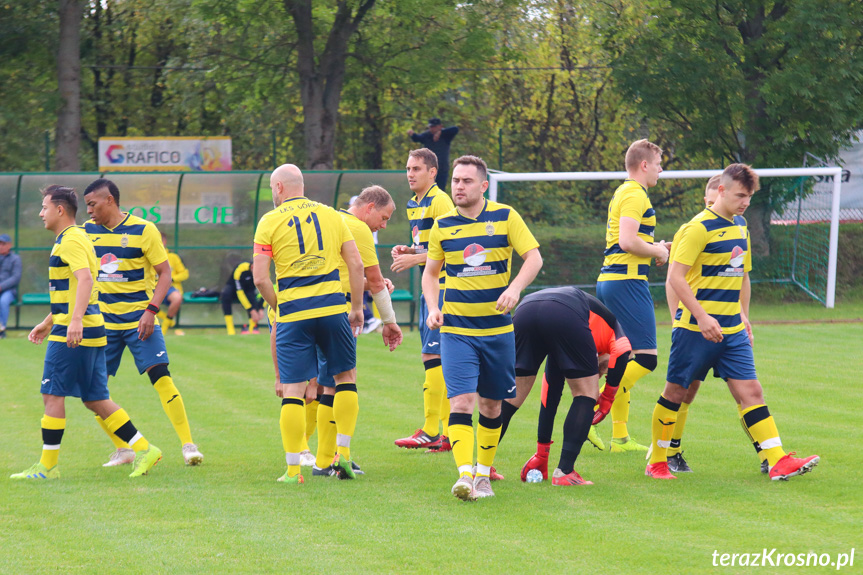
738,404,767,463
611,357,653,439
95,412,129,449
649,395,679,464
280,397,305,477
249,319,258,331
667,401,690,456
440,394,451,437
153,375,193,445
741,404,785,466
303,399,319,452
104,408,150,452
422,359,443,436
315,395,336,468
333,382,358,461
40,415,65,469
448,413,474,476
225,315,236,335
475,414,502,476
157,311,170,330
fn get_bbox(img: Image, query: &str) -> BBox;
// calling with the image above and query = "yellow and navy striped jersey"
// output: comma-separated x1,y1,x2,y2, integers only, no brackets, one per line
84,214,168,331
338,209,378,297
253,197,352,323
407,184,453,286
598,179,656,282
167,251,188,292
427,199,539,336
671,209,752,335
48,225,106,347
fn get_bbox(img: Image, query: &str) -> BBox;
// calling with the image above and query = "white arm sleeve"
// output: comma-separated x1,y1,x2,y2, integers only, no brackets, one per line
371,288,397,325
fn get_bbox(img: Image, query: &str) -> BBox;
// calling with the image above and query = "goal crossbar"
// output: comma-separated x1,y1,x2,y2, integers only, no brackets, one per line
488,167,843,308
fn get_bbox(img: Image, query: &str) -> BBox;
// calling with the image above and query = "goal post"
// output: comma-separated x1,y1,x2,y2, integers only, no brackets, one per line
488,167,843,308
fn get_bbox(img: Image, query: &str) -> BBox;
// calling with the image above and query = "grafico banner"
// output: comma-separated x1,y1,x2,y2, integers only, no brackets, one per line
98,137,232,171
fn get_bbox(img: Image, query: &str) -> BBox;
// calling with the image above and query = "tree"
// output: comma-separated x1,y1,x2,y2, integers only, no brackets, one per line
608,0,863,253
284,0,376,170
56,0,82,171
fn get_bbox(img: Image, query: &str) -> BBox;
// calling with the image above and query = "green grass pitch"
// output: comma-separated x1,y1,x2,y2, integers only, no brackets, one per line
1,320,860,573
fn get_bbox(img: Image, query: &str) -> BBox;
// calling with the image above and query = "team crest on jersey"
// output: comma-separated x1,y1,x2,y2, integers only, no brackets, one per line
121,234,129,248
458,243,494,277
485,223,495,236
729,245,746,268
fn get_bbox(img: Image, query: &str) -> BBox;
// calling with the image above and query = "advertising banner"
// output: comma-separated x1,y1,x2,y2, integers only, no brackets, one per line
98,137,232,171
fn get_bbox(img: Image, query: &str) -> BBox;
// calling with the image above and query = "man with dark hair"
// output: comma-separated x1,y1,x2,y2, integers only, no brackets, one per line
392,148,455,452
82,178,203,467
12,185,161,480
408,118,459,191
424,154,543,500
647,163,819,481
0,232,22,340
221,260,265,335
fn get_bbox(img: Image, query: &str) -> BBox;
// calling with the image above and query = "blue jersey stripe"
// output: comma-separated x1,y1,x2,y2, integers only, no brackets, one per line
439,235,510,253
604,243,625,256
99,290,149,304
443,312,512,330
50,325,106,339
643,208,655,218
688,312,741,328
93,246,144,260
278,269,341,291
443,286,507,304
600,264,649,276
701,264,737,277
638,224,655,236
50,303,103,315
695,288,740,303
49,256,68,268
84,222,147,236
49,279,69,292
278,293,346,317
446,259,509,277
701,217,734,233
103,310,146,324
703,238,747,254
98,268,146,282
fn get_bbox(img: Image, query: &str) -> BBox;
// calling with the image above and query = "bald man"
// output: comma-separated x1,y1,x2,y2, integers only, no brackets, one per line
253,164,365,484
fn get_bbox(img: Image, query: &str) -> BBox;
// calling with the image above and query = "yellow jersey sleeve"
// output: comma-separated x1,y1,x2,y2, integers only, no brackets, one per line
506,209,540,256
618,190,646,222
672,223,708,267
143,224,169,266
64,232,94,273
427,220,444,261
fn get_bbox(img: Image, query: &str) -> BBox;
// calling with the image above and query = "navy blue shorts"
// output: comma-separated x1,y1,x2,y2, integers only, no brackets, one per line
596,279,656,350
276,314,356,384
161,286,179,307
105,326,170,376
666,328,757,388
41,342,110,402
441,332,516,400
419,293,443,354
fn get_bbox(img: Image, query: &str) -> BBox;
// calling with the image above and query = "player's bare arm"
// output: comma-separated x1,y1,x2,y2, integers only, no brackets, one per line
67,267,93,348
665,274,681,323
391,249,426,273
496,248,543,313
138,259,172,341
340,239,365,335
619,216,668,265
28,312,53,344
252,253,278,311
741,272,754,345
668,261,723,343
421,257,444,330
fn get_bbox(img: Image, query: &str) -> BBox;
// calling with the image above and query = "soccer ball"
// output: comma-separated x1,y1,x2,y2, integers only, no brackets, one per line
526,469,543,483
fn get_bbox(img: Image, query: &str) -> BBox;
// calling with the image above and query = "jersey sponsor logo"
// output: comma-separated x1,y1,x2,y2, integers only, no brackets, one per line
729,245,746,268
290,254,325,272
458,243,494,277
718,231,726,237
99,253,127,281
412,225,421,245
92,236,102,242
450,229,462,236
